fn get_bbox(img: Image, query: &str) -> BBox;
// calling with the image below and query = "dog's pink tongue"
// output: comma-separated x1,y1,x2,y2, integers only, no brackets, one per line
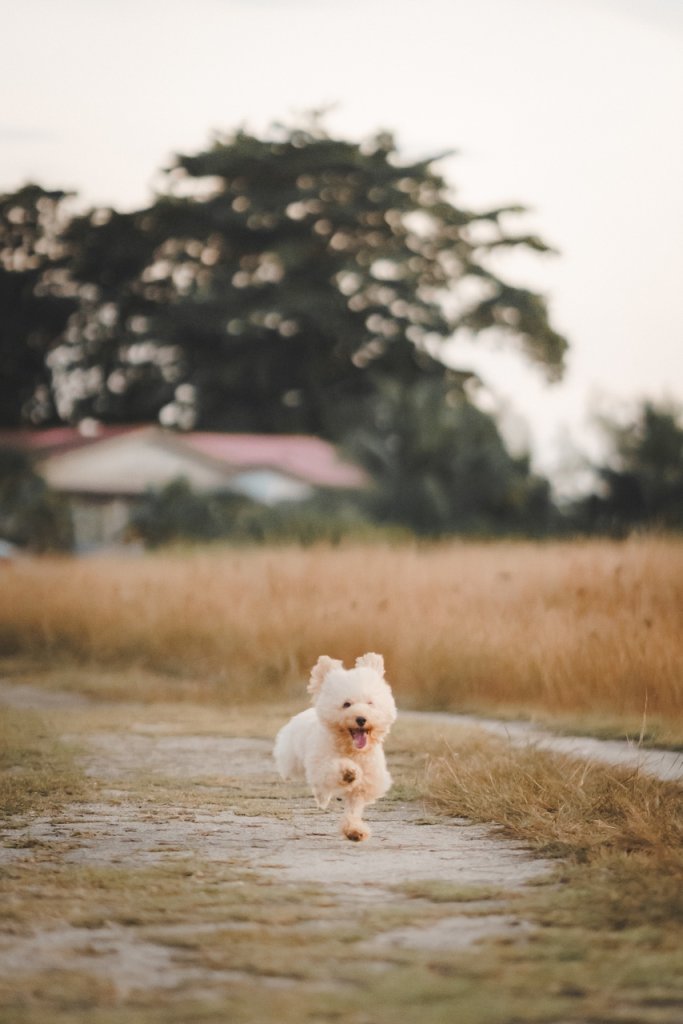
352,730,368,750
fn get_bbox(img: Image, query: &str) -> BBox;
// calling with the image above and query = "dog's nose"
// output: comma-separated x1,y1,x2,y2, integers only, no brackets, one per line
355,717,366,727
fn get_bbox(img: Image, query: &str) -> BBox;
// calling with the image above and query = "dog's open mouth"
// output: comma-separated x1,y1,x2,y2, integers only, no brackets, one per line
350,729,368,750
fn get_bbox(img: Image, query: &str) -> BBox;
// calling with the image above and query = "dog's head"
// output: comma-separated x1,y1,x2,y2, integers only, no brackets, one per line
307,652,397,751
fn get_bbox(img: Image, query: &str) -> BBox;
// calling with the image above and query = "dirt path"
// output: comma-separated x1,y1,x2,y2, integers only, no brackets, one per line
0,680,553,1007
2,679,680,1018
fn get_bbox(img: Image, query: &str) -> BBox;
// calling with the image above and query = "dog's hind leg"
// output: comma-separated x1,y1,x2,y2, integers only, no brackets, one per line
312,788,332,810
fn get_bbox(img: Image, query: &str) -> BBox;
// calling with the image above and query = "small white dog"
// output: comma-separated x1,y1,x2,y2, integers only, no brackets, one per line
274,652,397,842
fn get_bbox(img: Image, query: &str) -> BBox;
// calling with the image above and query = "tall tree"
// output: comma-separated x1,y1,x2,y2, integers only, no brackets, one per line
348,376,554,535
0,447,73,550
578,400,683,533
0,185,78,426
57,207,170,424
51,118,567,433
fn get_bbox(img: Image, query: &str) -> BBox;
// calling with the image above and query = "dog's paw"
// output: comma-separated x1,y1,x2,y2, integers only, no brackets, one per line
339,758,360,787
343,820,370,842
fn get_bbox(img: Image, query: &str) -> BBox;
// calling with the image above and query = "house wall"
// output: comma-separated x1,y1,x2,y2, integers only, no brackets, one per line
70,497,132,550
38,437,234,495
229,470,313,505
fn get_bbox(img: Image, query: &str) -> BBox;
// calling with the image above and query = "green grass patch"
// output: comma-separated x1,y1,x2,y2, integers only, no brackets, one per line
0,707,89,818
0,858,335,934
392,880,506,904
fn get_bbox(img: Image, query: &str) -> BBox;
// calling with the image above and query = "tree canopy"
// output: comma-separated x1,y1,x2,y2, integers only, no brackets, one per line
579,400,683,533
1,118,574,537
348,376,555,535
0,446,72,550
0,185,77,426
35,118,567,434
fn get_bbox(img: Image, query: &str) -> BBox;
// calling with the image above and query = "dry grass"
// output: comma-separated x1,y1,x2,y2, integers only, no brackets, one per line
426,735,683,865
426,734,683,937
0,536,681,735
422,734,683,1021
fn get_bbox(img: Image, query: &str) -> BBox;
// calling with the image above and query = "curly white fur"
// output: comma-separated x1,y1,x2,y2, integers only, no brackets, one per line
273,653,397,842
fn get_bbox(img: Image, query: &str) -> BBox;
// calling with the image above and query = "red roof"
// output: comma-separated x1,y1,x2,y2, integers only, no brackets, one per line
0,426,367,490
0,424,133,456
185,433,366,488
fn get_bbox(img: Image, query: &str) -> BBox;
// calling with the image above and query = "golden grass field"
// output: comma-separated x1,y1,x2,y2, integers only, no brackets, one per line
1,535,681,740
2,536,683,1023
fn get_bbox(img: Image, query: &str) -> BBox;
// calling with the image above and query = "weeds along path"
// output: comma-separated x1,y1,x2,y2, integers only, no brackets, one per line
401,711,683,783
0,679,552,1013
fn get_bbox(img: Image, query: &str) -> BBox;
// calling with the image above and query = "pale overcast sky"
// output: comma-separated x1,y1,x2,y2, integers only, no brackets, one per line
2,0,682,486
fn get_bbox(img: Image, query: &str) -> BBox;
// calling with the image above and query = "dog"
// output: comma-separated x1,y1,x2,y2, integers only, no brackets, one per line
273,652,397,842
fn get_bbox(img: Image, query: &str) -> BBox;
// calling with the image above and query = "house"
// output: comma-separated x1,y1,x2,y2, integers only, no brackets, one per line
0,423,368,549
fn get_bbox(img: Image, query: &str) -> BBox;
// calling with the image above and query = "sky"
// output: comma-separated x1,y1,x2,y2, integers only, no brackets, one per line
3,0,683,489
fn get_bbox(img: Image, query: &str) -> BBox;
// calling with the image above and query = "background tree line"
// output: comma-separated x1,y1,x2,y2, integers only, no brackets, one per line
1,118,681,547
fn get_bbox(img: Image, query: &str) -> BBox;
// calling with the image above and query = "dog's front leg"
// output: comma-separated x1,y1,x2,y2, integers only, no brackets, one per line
315,758,363,793
341,791,370,842
310,758,362,810
337,757,362,788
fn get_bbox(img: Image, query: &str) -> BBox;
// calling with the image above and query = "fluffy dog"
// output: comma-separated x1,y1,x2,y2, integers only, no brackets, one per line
274,653,397,842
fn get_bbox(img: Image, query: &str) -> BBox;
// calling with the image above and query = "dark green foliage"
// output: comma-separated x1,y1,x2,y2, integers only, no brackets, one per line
0,185,78,426
576,400,683,533
224,491,412,545
348,377,556,535
0,448,73,550
128,478,401,547
51,118,566,432
128,479,240,547
57,207,179,424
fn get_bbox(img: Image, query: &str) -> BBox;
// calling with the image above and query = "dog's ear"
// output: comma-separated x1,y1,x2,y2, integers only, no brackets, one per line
307,655,343,696
355,652,385,677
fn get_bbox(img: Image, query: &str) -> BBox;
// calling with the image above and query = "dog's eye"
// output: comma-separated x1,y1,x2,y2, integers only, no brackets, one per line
342,701,351,708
